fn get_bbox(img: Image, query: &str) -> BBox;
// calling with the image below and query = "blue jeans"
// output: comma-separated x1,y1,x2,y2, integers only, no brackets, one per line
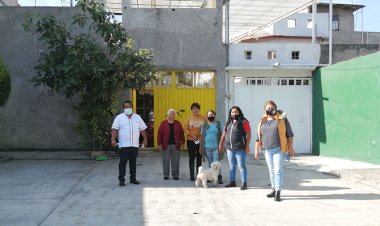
205,147,221,176
264,146,285,191
227,149,247,183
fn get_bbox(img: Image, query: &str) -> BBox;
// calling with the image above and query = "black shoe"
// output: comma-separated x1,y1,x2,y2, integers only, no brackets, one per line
225,181,236,188
267,189,275,198
130,180,140,185
274,191,281,201
240,182,247,190
164,177,169,180
119,181,125,186
173,177,179,180
218,175,223,184
190,176,195,181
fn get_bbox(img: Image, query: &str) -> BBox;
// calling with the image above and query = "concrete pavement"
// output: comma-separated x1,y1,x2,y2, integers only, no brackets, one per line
0,150,380,226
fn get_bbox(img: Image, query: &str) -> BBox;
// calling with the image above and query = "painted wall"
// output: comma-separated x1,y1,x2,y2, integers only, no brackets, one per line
273,13,329,38
229,43,320,68
313,51,380,164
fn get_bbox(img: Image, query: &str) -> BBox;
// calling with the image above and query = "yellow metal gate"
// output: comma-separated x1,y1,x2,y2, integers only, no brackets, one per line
140,70,216,148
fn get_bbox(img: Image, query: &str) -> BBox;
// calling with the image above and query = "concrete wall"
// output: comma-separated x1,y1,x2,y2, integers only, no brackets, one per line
317,4,358,44
0,7,89,150
0,0,18,6
123,6,227,120
366,32,380,44
313,52,380,164
320,44,380,64
0,5,226,150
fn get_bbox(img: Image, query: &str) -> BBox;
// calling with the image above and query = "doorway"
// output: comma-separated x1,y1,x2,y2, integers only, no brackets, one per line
134,70,216,148
136,90,154,148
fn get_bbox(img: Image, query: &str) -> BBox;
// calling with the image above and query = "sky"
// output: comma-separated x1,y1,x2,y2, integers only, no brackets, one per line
17,0,380,32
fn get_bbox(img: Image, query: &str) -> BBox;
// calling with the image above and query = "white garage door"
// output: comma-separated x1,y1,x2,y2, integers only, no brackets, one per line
233,77,311,154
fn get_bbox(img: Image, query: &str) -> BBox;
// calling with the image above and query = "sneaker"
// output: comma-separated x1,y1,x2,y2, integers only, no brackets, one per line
164,177,169,180
225,181,236,188
119,181,125,186
130,180,140,185
173,177,179,180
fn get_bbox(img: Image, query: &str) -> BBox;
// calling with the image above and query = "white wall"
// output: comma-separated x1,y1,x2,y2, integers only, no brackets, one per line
273,13,329,38
228,43,320,68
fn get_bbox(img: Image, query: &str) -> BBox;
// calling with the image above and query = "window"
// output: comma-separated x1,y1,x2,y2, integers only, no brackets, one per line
176,71,214,88
268,51,276,60
245,51,252,60
332,15,339,31
307,19,313,29
287,19,296,28
147,71,172,87
292,51,300,60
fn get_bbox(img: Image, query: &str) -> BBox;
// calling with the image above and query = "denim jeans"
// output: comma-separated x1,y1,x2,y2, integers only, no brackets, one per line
264,146,285,191
205,147,221,175
226,149,247,183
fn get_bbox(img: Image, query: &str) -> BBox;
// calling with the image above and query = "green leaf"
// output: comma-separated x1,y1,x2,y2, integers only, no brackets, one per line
24,0,156,151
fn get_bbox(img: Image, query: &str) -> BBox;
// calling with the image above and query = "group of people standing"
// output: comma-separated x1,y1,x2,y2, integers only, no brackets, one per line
111,100,295,202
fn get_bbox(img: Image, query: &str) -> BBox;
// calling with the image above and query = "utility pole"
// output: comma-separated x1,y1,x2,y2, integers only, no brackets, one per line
329,0,332,65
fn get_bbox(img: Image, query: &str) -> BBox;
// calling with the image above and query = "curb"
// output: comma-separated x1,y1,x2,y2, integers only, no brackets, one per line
328,169,380,190
0,155,11,163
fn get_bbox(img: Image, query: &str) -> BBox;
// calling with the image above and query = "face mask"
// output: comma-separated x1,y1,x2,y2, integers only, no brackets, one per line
266,108,277,116
124,108,133,115
231,115,240,120
207,116,215,121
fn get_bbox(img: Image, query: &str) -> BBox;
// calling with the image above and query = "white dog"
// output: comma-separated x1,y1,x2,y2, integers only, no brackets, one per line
195,162,221,188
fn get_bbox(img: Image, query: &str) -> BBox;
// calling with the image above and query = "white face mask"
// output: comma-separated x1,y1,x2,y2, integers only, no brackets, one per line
124,108,133,116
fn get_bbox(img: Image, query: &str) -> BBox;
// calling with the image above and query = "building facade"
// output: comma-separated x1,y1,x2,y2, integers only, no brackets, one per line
227,43,320,154
0,3,226,150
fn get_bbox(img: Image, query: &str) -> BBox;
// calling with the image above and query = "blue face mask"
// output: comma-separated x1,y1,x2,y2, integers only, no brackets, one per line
124,108,133,115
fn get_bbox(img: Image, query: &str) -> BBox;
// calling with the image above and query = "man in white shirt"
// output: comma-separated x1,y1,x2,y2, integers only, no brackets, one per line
111,100,148,186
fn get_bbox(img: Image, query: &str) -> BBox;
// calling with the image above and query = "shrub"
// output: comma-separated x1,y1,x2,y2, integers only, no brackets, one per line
0,56,11,107
23,0,156,151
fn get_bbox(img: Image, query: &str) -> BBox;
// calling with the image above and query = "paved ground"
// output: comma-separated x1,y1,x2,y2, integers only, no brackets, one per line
0,151,380,226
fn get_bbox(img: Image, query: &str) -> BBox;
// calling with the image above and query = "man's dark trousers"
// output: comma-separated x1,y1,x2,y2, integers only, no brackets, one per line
118,147,138,183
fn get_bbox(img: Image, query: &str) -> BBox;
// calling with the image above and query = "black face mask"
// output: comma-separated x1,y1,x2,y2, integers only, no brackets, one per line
266,108,277,116
231,115,240,120
207,116,215,121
